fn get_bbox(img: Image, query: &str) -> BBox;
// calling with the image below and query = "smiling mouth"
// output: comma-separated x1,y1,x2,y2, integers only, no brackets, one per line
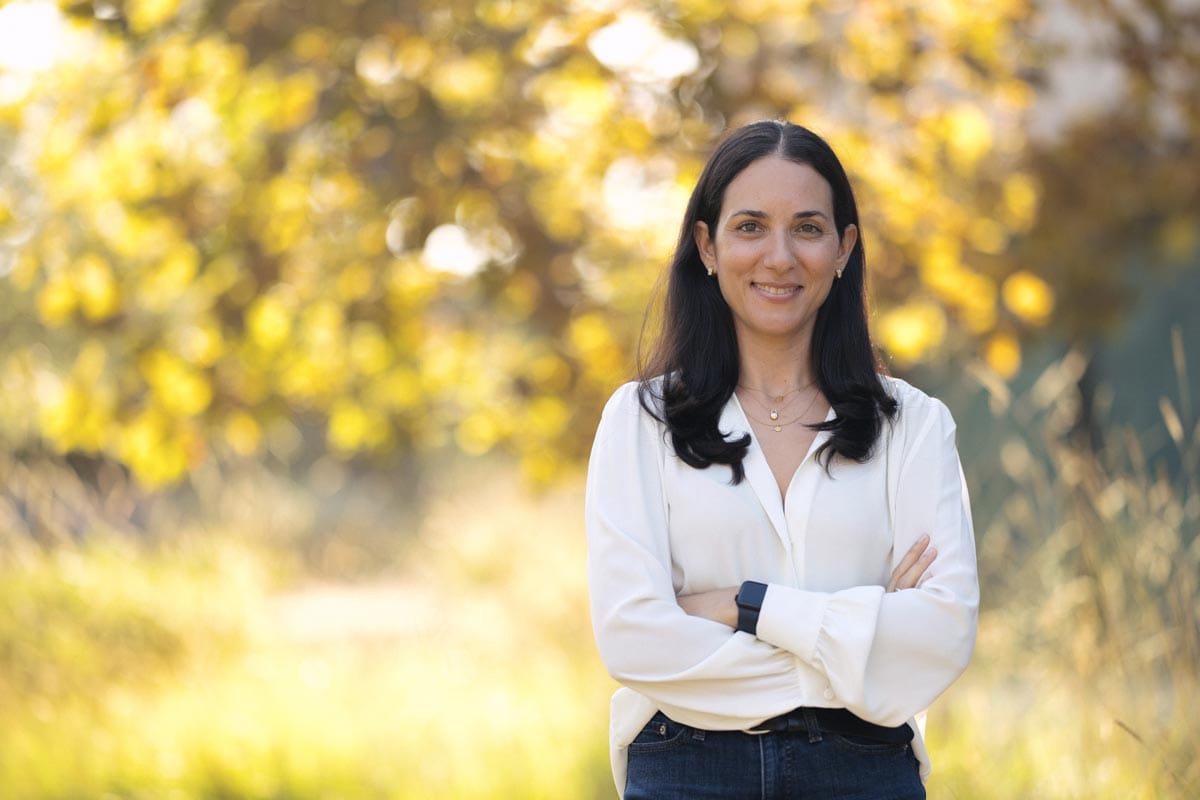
752,282,801,296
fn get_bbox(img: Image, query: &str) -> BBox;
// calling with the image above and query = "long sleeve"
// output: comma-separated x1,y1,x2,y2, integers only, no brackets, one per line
753,397,980,726
585,382,807,728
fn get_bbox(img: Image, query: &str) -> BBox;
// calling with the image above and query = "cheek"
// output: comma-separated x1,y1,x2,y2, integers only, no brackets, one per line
716,238,757,263
802,239,841,268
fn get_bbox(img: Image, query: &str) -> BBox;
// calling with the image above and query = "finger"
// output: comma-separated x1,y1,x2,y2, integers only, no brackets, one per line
887,535,929,591
894,546,937,591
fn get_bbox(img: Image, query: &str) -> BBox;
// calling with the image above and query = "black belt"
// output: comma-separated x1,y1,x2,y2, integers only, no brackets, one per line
747,707,913,744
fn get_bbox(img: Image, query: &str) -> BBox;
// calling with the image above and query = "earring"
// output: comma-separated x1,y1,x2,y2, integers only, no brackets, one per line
706,266,715,277
835,268,843,279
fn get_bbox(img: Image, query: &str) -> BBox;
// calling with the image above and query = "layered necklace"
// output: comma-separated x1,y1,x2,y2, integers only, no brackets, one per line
738,381,821,432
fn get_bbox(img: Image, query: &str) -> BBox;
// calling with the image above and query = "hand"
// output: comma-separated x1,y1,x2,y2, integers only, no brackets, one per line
676,587,739,628
887,534,936,592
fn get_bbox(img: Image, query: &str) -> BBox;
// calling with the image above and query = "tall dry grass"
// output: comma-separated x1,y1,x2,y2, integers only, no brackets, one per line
928,337,1199,798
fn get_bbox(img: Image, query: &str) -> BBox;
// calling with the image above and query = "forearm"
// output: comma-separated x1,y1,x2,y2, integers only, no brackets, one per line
675,586,739,628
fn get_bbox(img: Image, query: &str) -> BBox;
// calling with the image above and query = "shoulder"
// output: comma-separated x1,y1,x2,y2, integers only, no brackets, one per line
602,380,641,411
602,373,672,415
597,377,669,434
877,374,957,444
591,379,671,462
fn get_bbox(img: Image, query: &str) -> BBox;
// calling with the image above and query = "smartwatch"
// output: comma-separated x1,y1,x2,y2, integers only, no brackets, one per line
735,580,768,636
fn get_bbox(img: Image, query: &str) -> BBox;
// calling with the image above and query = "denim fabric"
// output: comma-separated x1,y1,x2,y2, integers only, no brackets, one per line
624,711,925,800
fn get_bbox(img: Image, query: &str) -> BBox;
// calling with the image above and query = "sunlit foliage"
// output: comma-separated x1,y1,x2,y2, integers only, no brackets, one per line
0,0,1194,485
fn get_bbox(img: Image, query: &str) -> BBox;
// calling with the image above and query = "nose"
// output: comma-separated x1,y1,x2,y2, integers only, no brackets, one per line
762,229,794,271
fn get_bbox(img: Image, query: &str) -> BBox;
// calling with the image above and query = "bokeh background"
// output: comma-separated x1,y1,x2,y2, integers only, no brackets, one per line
0,0,1197,797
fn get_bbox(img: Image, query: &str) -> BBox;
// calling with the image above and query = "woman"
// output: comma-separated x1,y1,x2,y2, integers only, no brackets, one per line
585,121,979,799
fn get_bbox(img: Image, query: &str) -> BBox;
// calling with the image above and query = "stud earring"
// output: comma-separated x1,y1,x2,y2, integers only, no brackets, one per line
835,268,843,279
706,266,715,277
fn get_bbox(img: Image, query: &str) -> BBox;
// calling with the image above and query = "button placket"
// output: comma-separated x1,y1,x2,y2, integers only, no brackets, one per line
784,460,827,589
782,407,835,589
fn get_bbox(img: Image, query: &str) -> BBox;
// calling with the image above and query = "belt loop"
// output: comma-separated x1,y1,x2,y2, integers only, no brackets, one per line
802,708,822,743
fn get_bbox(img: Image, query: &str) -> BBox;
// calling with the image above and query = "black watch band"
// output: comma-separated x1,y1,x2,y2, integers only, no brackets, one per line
735,580,768,636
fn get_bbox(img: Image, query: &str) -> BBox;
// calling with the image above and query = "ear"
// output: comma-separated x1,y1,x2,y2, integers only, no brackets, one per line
693,220,716,272
837,223,858,268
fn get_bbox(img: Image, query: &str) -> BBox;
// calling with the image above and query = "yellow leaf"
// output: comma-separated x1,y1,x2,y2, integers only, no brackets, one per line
457,412,501,456
224,411,262,457
178,322,225,366
878,302,947,363
349,323,390,375
568,313,614,357
39,349,116,453
74,339,108,383
75,253,121,320
1002,174,1039,231
530,64,615,128
526,396,569,438
247,292,294,351
396,38,434,80
327,400,387,453
1002,271,1055,325
127,0,181,35
371,368,421,411
36,275,76,326
140,349,212,417
301,300,345,352
119,409,193,488
985,333,1022,379
273,71,321,131
429,50,503,116
142,243,199,312
944,105,993,172
477,0,536,30
520,448,561,486
500,272,541,319
968,218,1007,255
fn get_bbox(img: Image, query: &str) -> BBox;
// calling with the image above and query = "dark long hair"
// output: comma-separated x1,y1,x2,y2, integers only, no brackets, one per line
638,120,897,481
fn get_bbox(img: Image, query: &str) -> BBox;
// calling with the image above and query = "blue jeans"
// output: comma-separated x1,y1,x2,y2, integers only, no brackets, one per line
624,711,925,800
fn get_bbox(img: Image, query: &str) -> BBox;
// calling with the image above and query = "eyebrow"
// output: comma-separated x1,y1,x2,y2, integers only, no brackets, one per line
729,209,830,221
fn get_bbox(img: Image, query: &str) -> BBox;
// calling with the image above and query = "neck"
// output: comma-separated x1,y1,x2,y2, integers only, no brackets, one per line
735,327,816,395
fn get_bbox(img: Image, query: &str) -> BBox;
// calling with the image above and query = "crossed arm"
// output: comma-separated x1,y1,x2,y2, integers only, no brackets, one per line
677,534,937,627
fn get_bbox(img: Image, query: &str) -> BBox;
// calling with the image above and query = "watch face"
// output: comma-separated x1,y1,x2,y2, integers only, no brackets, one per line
737,581,766,608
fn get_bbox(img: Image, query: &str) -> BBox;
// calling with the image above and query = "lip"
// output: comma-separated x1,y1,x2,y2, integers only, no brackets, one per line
751,282,801,299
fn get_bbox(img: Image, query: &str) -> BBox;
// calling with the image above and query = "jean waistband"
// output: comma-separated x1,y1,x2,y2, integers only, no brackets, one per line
747,707,913,744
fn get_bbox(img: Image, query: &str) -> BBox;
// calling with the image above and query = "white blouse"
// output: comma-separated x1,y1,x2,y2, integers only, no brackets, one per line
585,376,979,797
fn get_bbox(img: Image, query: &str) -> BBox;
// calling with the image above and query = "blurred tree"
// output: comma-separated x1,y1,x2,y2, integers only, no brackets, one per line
0,0,1190,488
1000,0,1199,446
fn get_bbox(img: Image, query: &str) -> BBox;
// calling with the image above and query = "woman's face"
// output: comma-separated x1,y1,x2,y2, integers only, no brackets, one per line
694,155,857,350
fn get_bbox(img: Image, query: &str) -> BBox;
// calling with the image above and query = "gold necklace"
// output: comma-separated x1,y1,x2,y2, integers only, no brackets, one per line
737,380,816,422
739,387,821,432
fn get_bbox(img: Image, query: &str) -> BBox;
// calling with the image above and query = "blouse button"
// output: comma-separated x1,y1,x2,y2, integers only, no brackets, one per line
823,687,834,700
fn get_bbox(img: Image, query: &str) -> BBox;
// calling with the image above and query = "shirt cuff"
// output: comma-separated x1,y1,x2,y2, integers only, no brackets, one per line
755,584,828,662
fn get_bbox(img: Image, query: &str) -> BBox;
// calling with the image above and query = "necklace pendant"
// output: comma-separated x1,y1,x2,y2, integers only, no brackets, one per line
773,425,782,432
769,410,779,421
